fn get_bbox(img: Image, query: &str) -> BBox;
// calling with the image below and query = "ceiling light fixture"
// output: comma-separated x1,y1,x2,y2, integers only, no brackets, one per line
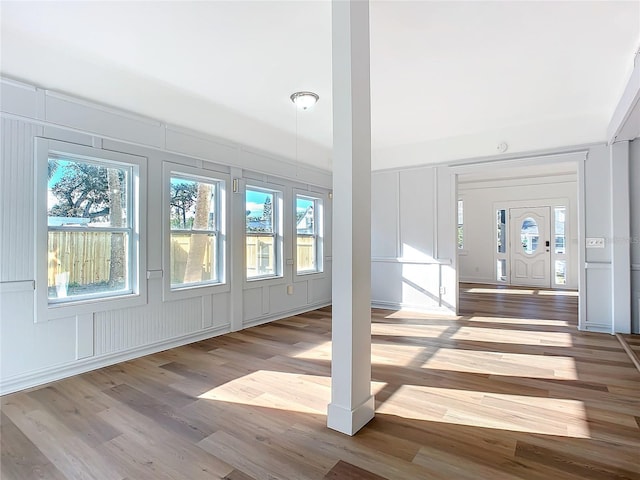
290,91,319,110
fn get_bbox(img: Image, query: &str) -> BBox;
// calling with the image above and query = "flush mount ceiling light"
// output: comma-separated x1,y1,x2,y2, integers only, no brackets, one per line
290,91,319,110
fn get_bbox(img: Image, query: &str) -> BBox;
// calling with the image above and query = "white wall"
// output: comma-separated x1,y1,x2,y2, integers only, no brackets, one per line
371,166,456,314
630,137,640,334
0,78,332,394
373,144,631,333
458,174,578,288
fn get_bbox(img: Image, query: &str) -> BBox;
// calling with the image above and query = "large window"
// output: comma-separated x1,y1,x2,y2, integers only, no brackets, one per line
169,174,222,289
44,149,140,305
246,186,281,279
296,194,323,274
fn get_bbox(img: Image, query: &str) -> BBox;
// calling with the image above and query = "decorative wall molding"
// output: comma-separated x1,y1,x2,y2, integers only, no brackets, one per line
0,323,230,396
0,280,34,293
585,262,613,269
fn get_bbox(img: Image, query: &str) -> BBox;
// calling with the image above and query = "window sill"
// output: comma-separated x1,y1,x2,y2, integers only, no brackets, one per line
40,291,147,322
294,270,326,282
163,282,230,302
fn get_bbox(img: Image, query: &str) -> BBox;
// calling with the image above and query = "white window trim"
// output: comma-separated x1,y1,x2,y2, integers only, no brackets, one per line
162,162,229,301
294,190,325,280
244,182,284,284
34,138,147,322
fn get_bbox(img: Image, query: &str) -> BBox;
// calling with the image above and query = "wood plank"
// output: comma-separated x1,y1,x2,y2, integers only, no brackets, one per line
0,411,67,480
324,460,388,480
1,287,639,480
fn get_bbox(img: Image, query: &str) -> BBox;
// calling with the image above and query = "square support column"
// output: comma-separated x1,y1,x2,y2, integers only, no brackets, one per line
327,0,375,436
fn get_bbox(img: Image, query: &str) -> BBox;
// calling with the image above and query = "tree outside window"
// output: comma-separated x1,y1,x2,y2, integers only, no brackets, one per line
47,157,133,301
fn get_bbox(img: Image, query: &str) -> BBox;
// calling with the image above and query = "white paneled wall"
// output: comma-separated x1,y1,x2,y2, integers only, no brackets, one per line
458,174,579,287
0,118,42,282
0,78,331,394
371,167,456,314
583,145,614,332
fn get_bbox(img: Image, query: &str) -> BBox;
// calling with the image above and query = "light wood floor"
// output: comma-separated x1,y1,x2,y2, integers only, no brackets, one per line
2,290,640,480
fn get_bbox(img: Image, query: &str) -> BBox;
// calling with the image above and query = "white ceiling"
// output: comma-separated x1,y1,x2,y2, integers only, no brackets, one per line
1,1,638,171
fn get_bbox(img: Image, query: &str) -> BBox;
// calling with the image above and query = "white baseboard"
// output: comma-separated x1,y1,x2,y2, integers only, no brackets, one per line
0,324,230,396
581,323,611,334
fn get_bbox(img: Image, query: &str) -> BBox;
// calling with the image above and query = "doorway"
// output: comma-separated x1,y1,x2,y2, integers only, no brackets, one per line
510,206,551,287
454,156,581,325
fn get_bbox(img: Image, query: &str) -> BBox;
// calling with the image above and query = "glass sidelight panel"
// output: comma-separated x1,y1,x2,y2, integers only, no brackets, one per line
497,209,506,254
497,259,507,282
555,260,567,285
554,207,566,254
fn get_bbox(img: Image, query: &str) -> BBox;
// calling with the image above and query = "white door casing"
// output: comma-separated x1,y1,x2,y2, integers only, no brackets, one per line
509,207,551,287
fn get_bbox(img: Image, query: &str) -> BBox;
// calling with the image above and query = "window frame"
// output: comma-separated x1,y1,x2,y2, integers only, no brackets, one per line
457,198,464,250
294,192,324,277
245,183,283,282
495,206,509,283
162,162,229,301
35,138,147,322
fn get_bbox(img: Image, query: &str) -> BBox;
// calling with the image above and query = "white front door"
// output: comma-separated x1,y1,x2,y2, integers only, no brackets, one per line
509,207,551,287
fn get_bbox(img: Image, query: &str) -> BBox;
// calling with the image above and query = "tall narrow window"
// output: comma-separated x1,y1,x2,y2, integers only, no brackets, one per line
496,209,507,282
496,209,506,254
296,194,323,274
246,187,281,279
169,174,222,289
457,199,464,249
554,207,566,254
47,156,134,302
554,206,567,285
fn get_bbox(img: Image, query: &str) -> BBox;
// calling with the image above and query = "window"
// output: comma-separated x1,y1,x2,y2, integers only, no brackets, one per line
169,174,223,289
496,209,507,282
496,209,506,254
520,217,539,254
554,207,566,254
457,199,464,249
296,194,323,274
246,186,281,279
37,139,145,318
47,156,133,302
554,206,567,285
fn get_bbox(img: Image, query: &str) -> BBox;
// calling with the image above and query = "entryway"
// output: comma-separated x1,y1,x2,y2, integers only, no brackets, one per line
510,206,552,287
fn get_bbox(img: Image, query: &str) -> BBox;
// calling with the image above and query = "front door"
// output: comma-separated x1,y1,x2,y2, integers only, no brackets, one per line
509,207,551,287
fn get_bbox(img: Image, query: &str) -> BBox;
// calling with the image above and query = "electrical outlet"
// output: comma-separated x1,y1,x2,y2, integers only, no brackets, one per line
439,286,446,295
287,285,294,295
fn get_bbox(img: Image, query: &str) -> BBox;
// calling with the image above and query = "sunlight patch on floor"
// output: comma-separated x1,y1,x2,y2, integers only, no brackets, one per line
466,287,536,295
371,343,434,366
378,385,590,438
198,370,386,416
422,349,578,379
452,326,573,346
371,323,451,337
383,310,460,321
536,290,579,297
467,316,571,327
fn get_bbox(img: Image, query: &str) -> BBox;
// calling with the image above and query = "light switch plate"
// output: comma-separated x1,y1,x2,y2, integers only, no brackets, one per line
586,237,605,248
